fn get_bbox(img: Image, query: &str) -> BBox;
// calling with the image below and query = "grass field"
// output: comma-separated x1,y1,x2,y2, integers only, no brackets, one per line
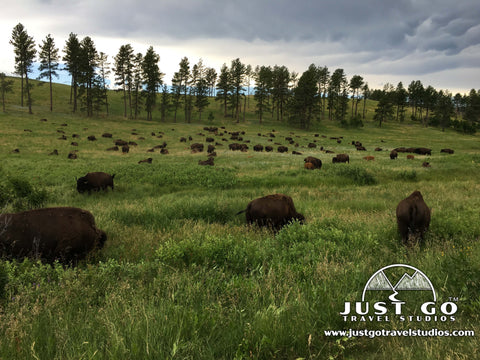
0,78,479,359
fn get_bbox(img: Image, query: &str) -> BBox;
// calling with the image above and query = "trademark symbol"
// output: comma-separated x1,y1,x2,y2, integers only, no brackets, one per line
448,297,459,302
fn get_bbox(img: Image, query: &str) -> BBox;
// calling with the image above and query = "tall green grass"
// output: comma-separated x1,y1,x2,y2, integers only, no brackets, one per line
0,78,479,359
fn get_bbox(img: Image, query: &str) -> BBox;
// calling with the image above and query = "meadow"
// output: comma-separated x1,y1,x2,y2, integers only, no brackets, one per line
0,79,479,359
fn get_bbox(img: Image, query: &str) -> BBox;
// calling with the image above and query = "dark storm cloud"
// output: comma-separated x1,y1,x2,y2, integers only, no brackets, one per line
1,0,479,92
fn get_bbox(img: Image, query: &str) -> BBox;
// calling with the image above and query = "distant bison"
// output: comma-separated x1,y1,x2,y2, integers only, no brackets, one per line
76,172,115,194
414,147,431,156
138,158,153,164
407,155,415,160
304,162,315,170
236,194,304,231
277,146,288,153
390,150,398,160
304,156,322,169
441,148,454,154
0,207,106,264
237,194,305,230
253,144,264,152
198,157,214,166
396,191,431,246
332,154,349,163
363,156,375,161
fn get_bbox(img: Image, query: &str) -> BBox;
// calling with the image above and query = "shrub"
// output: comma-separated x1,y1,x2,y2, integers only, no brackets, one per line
334,166,377,186
0,172,48,211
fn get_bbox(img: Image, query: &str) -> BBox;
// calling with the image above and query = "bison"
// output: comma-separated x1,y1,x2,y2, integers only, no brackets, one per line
441,148,454,154
363,156,375,161
76,172,115,194
198,157,214,166
414,147,432,156
236,194,304,231
396,191,431,246
304,156,322,169
390,150,398,160
332,154,349,163
304,162,315,170
0,207,106,264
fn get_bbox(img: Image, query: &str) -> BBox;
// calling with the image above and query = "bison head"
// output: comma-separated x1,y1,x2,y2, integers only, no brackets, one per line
76,176,90,193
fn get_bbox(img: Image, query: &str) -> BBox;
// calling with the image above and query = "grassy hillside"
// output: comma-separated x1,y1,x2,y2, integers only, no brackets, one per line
0,77,479,359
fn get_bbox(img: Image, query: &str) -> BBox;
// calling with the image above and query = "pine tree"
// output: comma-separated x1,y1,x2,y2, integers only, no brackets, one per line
10,23,36,114
254,65,272,123
114,44,135,118
215,63,231,118
38,34,59,112
142,46,163,121
78,36,98,117
0,73,14,112
63,33,81,112
289,64,319,129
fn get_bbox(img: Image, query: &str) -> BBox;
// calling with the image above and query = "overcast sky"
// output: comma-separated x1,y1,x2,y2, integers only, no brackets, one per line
1,0,479,94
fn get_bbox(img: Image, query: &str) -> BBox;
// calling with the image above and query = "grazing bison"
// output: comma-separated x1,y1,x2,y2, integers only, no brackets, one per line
396,191,431,246
68,151,78,159
191,143,204,153
304,156,322,169
198,157,214,166
49,149,59,156
390,150,398,160
102,133,113,138
277,146,288,153
407,155,415,160
332,154,349,163
414,147,432,156
422,162,431,168
363,156,375,161
236,194,305,231
138,158,153,164
87,135,97,141
265,146,273,152
441,148,454,154
304,162,315,170
76,172,115,194
253,144,264,152
0,207,106,264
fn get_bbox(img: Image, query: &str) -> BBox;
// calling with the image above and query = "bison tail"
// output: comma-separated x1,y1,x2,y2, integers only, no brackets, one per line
111,174,116,179
235,209,246,216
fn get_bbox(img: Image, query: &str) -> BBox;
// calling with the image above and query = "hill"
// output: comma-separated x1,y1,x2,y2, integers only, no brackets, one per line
0,76,479,359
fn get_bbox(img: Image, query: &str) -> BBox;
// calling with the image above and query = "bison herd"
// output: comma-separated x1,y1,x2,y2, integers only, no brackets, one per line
3,122,444,265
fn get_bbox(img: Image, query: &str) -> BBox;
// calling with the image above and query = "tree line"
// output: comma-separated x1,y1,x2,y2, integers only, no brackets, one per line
2,23,479,134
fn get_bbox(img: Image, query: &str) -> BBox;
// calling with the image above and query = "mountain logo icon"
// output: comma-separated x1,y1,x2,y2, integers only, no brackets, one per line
361,264,436,302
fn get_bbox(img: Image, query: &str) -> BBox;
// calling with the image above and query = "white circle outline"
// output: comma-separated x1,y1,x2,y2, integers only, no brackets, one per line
361,264,436,302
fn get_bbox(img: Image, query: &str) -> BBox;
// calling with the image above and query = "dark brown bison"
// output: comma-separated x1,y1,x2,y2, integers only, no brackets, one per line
396,191,431,246
68,151,78,159
441,148,454,154
304,156,322,169
115,139,128,146
87,135,97,141
332,154,349,163
253,144,264,152
414,147,432,156
0,207,106,264
76,172,115,194
277,146,288,153
122,145,130,154
236,194,304,231
422,162,431,168
191,143,204,153
390,150,398,160
198,157,214,166
102,133,113,138
138,158,153,164
265,146,273,152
